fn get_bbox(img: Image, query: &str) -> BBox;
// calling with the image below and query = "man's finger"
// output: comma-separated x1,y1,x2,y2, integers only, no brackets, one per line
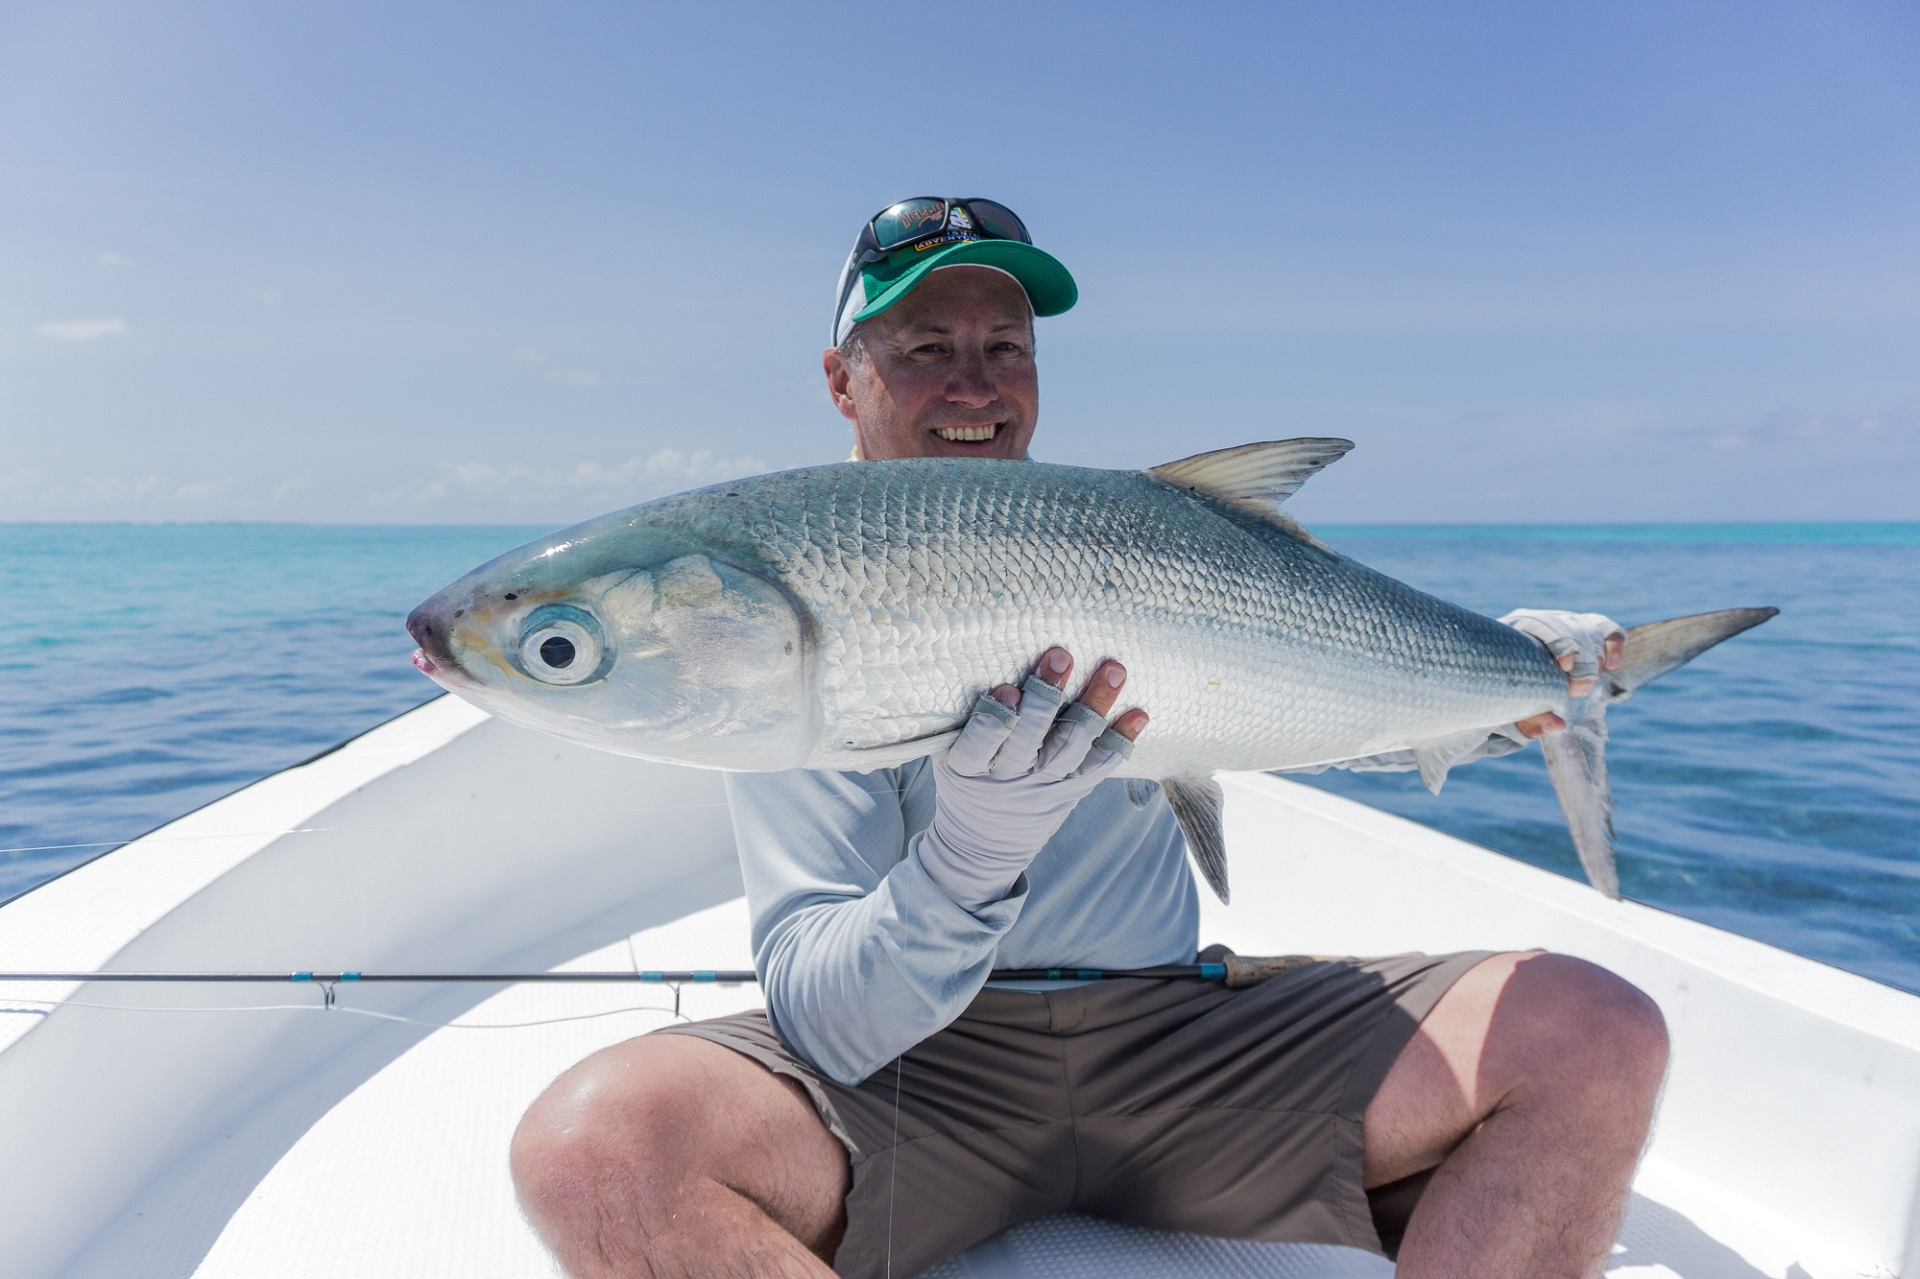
1075,660,1126,718
1033,647,1073,690
988,673,1068,779
946,692,1019,775
1605,632,1625,670
1515,711,1565,739
1109,708,1149,742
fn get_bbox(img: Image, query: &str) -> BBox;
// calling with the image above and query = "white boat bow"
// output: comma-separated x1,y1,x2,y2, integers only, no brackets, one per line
1,695,1914,1278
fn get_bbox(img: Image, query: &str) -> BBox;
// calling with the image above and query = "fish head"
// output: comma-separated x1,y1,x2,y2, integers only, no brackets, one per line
407,521,812,769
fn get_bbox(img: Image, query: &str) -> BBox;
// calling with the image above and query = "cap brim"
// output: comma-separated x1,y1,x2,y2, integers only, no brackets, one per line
850,239,1077,328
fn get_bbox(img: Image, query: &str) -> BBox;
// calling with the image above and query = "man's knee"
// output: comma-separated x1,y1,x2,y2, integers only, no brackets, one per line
510,1034,714,1224
511,1030,849,1262
1502,953,1669,1096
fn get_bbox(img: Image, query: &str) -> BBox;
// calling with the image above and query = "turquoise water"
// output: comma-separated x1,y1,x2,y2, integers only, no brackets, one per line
3,523,1916,993
0,525,544,900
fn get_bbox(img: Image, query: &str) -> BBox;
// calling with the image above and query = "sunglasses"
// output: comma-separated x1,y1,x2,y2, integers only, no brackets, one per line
863,197,1031,259
834,198,1033,342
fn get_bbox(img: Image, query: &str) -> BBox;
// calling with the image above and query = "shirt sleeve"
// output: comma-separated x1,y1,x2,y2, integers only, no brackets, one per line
724,767,1028,1085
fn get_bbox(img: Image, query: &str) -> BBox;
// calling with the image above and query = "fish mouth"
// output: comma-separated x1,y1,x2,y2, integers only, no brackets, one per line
406,602,468,685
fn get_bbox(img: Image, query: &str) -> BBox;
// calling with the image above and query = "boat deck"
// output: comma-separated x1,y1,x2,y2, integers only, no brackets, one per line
179,899,1868,1278
2,698,1913,1278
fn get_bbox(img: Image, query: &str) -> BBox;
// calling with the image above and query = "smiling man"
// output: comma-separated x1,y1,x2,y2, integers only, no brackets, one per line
509,197,1665,1279
822,197,1062,462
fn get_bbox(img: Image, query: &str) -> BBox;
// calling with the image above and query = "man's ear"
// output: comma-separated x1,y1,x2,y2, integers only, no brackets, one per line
822,347,860,423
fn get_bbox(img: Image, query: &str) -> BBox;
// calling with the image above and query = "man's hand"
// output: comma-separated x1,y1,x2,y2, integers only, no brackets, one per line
1502,609,1626,738
918,647,1147,911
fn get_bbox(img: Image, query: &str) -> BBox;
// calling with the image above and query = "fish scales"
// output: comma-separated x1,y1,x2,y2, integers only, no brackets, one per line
657,459,1562,778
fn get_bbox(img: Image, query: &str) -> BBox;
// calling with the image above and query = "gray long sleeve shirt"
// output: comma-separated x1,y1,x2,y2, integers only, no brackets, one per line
725,763,1199,1084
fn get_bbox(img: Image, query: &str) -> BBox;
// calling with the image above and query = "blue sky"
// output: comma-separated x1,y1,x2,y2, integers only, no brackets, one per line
3,1,1916,524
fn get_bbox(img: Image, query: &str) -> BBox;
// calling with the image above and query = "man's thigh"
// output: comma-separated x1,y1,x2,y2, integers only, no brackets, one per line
1068,950,1492,1256
660,1004,1076,1279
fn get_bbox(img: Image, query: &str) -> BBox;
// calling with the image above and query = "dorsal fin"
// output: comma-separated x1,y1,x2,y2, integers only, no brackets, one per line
1147,438,1353,556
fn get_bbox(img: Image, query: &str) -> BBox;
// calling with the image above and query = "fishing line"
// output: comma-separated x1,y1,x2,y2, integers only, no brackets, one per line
8,754,1143,862
0,798,738,858
885,1053,903,1279
1,772,977,859
0,995,693,1031
0,965,1227,985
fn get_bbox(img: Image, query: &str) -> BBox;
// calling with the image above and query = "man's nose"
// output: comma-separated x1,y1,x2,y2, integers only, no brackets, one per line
944,350,997,407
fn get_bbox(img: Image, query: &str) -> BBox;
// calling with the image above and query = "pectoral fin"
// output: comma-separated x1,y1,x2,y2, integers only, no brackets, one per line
837,727,963,769
1162,775,1230,903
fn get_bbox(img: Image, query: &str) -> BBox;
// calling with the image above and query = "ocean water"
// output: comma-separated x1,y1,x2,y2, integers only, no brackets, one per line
3,523,1916,994
0,525,544,901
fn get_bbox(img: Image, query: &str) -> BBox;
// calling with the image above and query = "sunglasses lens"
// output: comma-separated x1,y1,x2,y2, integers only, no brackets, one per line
872,199,949,251
963,200,1030,244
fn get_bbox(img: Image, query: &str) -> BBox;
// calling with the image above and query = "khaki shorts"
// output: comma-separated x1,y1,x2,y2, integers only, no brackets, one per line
660,947,1492,1279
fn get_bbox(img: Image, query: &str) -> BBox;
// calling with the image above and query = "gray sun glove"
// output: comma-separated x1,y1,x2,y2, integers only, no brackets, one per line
1500,608,1625,689
918,674,1135,911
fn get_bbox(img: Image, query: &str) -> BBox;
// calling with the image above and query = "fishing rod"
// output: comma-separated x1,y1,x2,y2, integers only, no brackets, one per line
0,956,1318,988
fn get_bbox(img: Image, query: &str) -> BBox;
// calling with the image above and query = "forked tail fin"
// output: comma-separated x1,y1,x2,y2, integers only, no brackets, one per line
1546,607,1777,899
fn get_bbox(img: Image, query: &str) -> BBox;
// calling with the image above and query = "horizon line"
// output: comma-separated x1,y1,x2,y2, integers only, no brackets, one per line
3,518,1918,529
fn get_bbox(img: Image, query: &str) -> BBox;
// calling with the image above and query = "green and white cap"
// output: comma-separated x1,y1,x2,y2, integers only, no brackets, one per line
832,204,1077,345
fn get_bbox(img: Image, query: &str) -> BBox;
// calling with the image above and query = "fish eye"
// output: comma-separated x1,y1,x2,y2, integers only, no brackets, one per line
518,607,607,686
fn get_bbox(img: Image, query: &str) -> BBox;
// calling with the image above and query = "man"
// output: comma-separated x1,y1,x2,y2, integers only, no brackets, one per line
510,197,1669,1278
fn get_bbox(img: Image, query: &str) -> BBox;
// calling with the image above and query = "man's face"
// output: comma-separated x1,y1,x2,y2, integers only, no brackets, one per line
823,265,1039,462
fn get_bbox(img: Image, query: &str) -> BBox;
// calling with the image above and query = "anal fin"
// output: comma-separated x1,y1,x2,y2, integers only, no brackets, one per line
1162,776,1230,903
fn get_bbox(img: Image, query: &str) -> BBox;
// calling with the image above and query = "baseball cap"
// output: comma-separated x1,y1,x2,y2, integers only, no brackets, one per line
832,197,1077,345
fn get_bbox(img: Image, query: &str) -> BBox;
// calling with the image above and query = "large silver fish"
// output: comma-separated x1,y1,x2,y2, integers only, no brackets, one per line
407,439,1774,901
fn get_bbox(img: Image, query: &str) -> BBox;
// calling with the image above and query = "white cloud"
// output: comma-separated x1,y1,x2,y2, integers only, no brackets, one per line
0,468,233,511
510,348,604,386
35,317,129,341
97,251,131,267
1682,400,1920,454
271,474,314,503
366,447,768,514
1286,397,1920,523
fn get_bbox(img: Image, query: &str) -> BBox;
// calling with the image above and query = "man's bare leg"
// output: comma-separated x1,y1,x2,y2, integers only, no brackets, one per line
1364,952,1670,1278
511,1033,850,1279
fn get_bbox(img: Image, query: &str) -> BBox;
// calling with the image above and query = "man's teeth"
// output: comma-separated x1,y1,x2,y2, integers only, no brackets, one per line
936,424,999,442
